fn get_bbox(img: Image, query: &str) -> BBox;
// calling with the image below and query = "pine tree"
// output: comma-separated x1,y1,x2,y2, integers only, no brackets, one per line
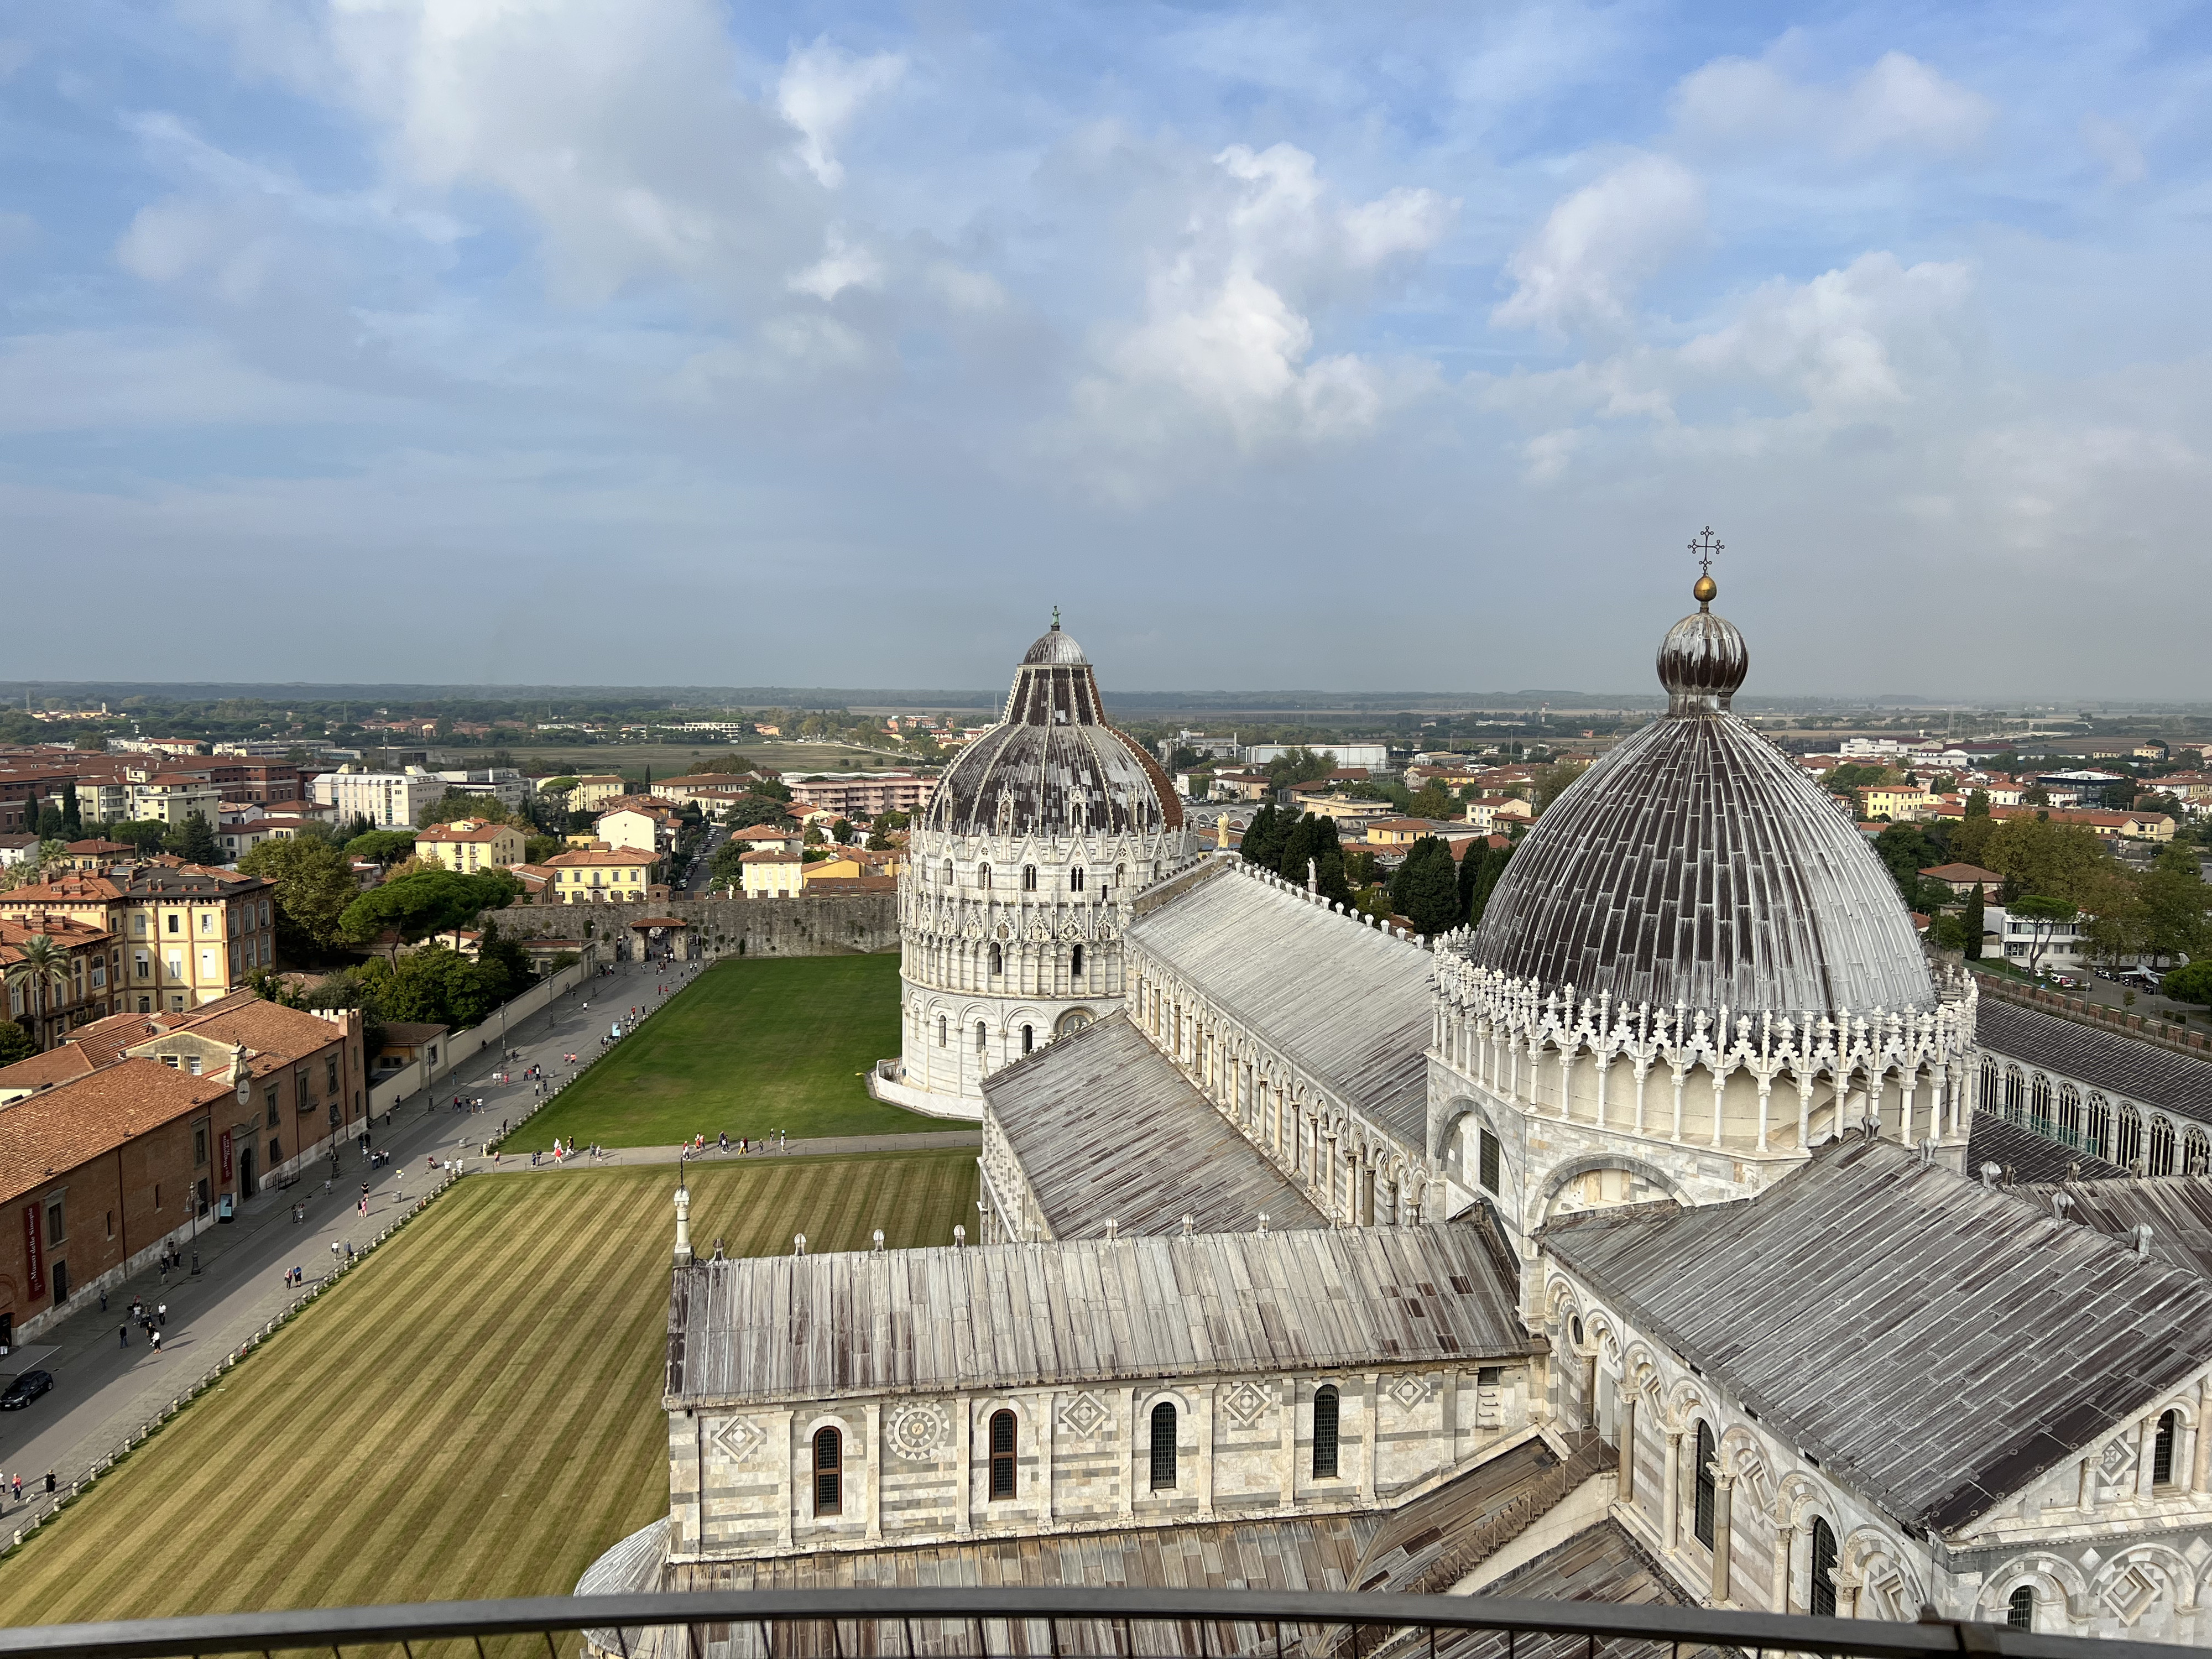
172,810,221,865
1390,838,1461,936
1963,883,1984,961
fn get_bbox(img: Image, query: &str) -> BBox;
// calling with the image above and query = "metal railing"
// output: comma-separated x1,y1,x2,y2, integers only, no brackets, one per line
0,1587,2198,1659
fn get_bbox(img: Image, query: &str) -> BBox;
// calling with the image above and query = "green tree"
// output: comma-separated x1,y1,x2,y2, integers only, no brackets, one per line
1263,747,1335,789
343,829,419,868
1533,762,1588,815
1275,812,1352,904
414,789,518,830
34,804,64,839
166,810,220,864
1406,782,1454,820
1460,839,1515,929
1872,823,1948,910
340,868,522,958
0,1020,33,1066
4,933,71,1035
240,835,362,957
724,795,797,831
2137,843,2211,967
1982,815,2111,907
523,834,562,864
2162,960,2212,1008
1389,837,1462,936
59,784,80,839
1239,804,1288,871
1961,883,1984,961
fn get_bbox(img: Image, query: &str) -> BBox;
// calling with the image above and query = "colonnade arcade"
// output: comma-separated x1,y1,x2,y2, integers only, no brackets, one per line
1980,1056,2212,1176
1125,960,1431,1229
1431,951,1980,1173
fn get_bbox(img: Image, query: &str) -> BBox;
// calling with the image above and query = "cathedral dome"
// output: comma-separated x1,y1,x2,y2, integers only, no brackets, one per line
924,615,1182,839
1462,576,1933,1018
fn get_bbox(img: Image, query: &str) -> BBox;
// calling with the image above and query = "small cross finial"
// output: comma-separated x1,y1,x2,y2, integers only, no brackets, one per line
1050,605,1060,630
1688,527,1722,607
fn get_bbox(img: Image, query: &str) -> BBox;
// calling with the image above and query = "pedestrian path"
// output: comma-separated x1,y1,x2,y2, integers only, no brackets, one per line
480,1128,979,1173
0,958,691,1529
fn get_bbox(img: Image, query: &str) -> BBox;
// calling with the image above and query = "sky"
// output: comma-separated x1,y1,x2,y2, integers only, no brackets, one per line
0,1,2208,698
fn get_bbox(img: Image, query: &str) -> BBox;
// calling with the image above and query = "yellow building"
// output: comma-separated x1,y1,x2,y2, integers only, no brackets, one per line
545,846,660,902
594,804,676,855
0,863,275,1014
568,775,628,812
1857,785,1938,822
415,818,525,873
738,849,806,898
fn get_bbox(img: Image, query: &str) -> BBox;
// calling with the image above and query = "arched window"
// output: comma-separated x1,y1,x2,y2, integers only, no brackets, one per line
1071,943,1085,978
1569,1314,1585,1348
1692,1421,1717,1548
2007,1586,2034,1630
1479,1128,1501,1193
989,942,1003,975
942,859,954,885
2155,1410,2179,1486
2002,1069,2025,1122
978,863,992,890
1021,1024,1034,1055
813,1426,842,1516
1809,1518,1838,1616
1150,1401,1178,1490
937,1016,947,1047
1313,1386,1340,1479
2031,1075,2053,1133
2188,1129,2212,1176
975,1021,988,1053
1022,864,1037,891
1979,1058,1997,1112
2118,1103,2146,1169
2150,1116,2177,1176
2058,1084,2083,1148
1070,867,1084,893
989,1410,1018,1499
2087,1095,2113,1159
1115,863,1125,887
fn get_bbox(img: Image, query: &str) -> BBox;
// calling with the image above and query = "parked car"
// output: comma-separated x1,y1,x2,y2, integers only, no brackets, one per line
0,1369,53,1410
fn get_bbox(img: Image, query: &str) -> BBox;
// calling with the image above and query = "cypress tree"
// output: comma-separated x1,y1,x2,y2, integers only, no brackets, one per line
1391,837,1461,936
1277,812,1319,886
1963,883,1984,961
1311,816,1353,906
1468,841,1515,928
1241,804,1282,869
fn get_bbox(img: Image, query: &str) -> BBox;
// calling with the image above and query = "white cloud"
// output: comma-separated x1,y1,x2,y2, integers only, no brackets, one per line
775,39,905,189
787,228,883,301
1673,49,1992,161
1491,153,1704,337
1066,142,1448,478
2080,113,2146,186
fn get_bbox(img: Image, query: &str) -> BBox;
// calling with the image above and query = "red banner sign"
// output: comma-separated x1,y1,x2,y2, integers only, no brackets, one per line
23,1203,42,1302
220,1129,234,1186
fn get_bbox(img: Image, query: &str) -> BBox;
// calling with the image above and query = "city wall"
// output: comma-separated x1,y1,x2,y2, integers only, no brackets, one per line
493,892,900,962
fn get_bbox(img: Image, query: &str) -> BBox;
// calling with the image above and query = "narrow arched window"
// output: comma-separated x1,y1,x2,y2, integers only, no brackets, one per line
2119,1104,2146,1168
1692,1420,1717,1548
2151,1116,2177,1176
2155,1410,2179,1486
1021,1024,1034,1055
937,1016,947,1047
2088,1095,2114,1159
1479,1128,1501,1193
1072,943,1085,978
978,863,992,890
1150,1401,1178,1489
2058,1084,2083,1147
1569,1314,1585,1347
1979,1058,1997,1110
2007,1585,2034,1630
975,1021,987,1053
942,859,953,885
989,1410,1017,1499
989,942,1003,975
813,1426,842,1516
1071,867,1084,892
2002,1069,2025,1121
1115,863,1125,887
1022,864,1037,891
1312,1386,1339,1479
1809,1518,1837,1616
2031,1075,2052,1132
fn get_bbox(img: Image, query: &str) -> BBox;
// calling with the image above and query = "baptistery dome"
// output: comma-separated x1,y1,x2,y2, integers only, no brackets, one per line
1463,578,1933,1018
922,618,1182,838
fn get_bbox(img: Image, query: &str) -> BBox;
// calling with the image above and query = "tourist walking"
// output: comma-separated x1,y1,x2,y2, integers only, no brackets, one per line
118,1323,128,1348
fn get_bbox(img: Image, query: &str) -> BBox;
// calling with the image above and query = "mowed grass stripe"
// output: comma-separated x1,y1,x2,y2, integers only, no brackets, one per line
0,1150,975,1626
508,954,936,1149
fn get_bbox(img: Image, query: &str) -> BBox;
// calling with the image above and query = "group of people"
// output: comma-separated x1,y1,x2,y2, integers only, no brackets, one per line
118,1292,166,1353
0,1471,55,1512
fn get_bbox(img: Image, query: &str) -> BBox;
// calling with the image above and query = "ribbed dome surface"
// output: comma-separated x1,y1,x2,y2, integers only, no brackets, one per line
1463,598,1933,1017
925,622,1181,838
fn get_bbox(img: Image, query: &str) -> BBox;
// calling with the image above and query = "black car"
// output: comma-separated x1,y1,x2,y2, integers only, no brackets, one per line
0,1369,52,1410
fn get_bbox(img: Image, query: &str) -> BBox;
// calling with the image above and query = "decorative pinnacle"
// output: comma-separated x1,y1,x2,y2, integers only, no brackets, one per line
1689,527,1722,608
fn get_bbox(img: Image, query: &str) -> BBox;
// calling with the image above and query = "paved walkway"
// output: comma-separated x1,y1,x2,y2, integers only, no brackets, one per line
481,1129,979,1173
0,957,698,1525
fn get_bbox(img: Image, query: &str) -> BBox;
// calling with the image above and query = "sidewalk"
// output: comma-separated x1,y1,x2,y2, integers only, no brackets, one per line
481,1129,980,1173
0,957,691,1526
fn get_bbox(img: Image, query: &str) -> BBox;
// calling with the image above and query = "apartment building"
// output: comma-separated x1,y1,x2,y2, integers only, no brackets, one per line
416,818,526,873
434,767,530,810
311,765,446,829
594,799,679,855
545,846,661,902
0,917,121,1047
129,774,224,826
0,864,275,1013
566,775,629,812
782,771,938,817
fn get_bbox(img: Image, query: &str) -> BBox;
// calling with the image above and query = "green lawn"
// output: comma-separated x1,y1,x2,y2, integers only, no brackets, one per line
0,1150,976,1629
503,953,939,1150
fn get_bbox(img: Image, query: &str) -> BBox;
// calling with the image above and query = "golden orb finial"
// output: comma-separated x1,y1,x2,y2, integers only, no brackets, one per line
1693,572,1718,605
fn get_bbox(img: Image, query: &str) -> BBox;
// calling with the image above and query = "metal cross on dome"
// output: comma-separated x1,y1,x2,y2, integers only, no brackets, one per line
1689,526,1723,578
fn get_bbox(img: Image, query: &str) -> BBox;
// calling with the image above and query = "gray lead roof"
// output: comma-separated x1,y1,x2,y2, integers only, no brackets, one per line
1976,999,2212,1125
1543,1136,2212,1532
665,1223,1535,1406
1126,868,1434,1146
1464,611,1933,1017
980,1014,1329,1238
